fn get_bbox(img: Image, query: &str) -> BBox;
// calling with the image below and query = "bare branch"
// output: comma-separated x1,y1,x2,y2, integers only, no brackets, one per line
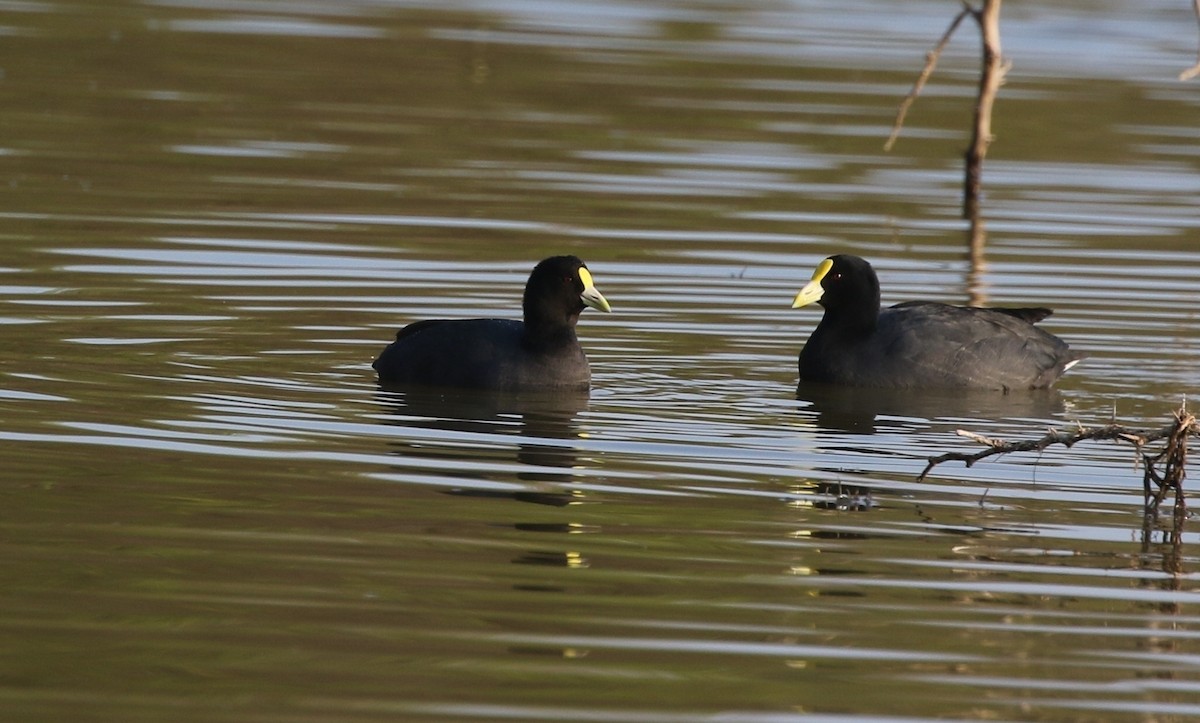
917,407,1198,487
884,4,975,151
962,0,1006,219
918,423,1133,480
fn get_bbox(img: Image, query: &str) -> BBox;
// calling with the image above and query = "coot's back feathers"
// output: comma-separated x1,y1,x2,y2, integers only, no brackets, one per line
391,318,450,342
791,254,1082,390
373,255,610,390
892,300,1054,325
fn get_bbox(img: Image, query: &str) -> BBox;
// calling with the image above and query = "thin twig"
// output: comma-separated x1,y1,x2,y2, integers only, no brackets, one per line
1181,0,1200,80
885,3,975,151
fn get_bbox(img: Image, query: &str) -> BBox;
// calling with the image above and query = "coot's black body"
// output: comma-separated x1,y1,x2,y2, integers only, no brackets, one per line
373,255,610,390
791,254,1082,390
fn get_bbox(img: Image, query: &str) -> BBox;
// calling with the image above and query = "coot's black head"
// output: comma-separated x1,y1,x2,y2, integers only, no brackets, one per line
523,255,611,328
791,254,881,317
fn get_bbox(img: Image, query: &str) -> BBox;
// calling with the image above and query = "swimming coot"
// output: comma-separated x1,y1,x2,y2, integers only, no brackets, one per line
373,255,611,390
791,254,1083,390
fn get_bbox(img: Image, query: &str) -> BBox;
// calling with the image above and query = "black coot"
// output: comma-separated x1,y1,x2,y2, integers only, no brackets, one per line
791,254,1082,390
373,255,611,390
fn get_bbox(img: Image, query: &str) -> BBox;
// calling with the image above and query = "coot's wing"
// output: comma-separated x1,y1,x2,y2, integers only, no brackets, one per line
374,319,524,388
878,303,1074,389
892,301,1053,325
393,319,452,342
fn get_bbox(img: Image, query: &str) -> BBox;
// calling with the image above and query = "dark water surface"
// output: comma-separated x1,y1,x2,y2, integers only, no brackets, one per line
2,1,1200,720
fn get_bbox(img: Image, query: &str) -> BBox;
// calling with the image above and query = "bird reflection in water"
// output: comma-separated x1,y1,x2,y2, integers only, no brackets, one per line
796,380,1069,436
375,385,590,504
374,385,595,576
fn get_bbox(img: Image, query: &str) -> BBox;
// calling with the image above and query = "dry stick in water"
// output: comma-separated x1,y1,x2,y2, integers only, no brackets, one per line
917,406,1198,515
884,1,1008,219
962,0,1008,220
